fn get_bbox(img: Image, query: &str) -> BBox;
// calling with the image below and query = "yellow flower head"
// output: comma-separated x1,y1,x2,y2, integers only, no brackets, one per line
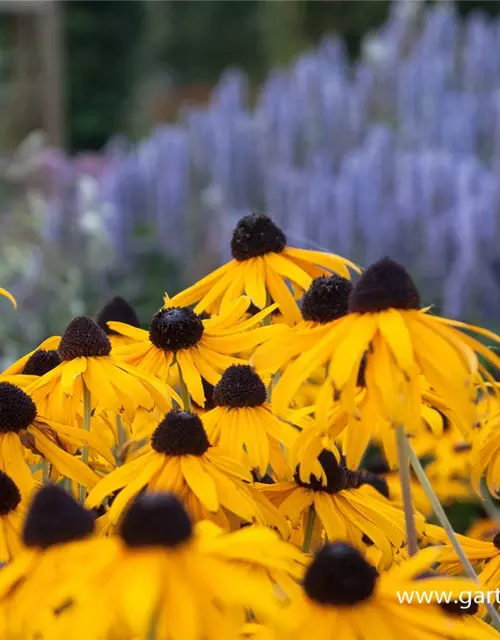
257,258,500,436
260,448,424,570
87,410,284,532
433,526,500,586
44,493,302,639
28,316,176,424
0,381,111,496
203,365,297,477
168,213,360,325
284,544,495,640
2,336,61,376
0,471,25,563
110,296,285,407
0,484,102,640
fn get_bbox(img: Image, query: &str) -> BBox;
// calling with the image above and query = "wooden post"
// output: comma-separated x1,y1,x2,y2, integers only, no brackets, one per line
0,0,65,148
38,0,64,147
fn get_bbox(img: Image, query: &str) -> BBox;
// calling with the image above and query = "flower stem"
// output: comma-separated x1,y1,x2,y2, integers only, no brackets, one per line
406,440,500,630
177,361,192,411
396,426,419,556
116,414,126,450
480,479,500,524
303,505,316,553
42,459,49,485
79,382,91,505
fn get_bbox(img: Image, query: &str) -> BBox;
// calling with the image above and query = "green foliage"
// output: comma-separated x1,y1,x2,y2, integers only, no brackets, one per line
64,0,500,151
63,0,144,151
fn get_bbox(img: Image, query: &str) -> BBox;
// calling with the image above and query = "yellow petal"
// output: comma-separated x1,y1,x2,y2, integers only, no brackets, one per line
181,456,219,512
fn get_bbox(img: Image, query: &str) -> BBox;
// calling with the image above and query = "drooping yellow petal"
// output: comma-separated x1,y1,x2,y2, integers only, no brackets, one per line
33,429,99,488
0,288,16,309
177,350,205,407
244,258,267,310
181,456,219,512
86,451,156,508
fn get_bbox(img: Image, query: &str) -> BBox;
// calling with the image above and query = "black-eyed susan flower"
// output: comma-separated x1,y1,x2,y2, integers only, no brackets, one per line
110,296,284,407
86,411,285,532
1,335,61,376
260,258,500,434
260,448,424,569
0,471,24,562
53,493,304,640
168,213,359,325
202,365,297,477
28,316,176,424
0,484,102,640
435,528,500,585
96,295,141,349
282,543,493,640
0,382,109,496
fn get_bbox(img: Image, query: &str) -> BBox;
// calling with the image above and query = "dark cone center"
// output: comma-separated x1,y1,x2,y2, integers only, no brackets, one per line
294,450,361,494
120,493,193,548
23,350,61,376
349,258,420,314
96,296,140,336
151,411,210,456
0,382,37,433
493,532,500,550
23,485,95,549
301,276,353,323
231,213,286,261
439,600,479,616
304,543,378,605
0,471,21,515
58,317,111,361
213,365,267,408
149,308,204,352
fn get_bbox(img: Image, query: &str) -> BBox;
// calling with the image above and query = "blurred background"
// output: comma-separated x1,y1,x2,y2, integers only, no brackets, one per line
1,0,500,362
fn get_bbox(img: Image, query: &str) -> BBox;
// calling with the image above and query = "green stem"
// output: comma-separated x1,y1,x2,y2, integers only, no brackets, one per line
42,459,49,485
407,440,500,630
177,361,192,411
79,383,91,504
396,426,419,556
116,414,126,450
480,479,500,524
302,505,316,553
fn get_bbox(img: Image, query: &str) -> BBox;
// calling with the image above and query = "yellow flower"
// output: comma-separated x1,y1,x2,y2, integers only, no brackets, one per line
0,471,25,562
288,377,454,475
40,493,303,640
202,365,297,476
2,336,61,376
256,258,500,435
0,484,100,640
0,288,16,309
96,295,142,349
110,296,284,407
28,316,176,424
282,544,494,640
259,448,424,569
168,213,359,325
0,382,111,496
87,411,285,532
432,526,500,586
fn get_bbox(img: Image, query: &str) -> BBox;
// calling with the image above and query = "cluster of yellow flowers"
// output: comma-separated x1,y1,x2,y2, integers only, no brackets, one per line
1,213,500,639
